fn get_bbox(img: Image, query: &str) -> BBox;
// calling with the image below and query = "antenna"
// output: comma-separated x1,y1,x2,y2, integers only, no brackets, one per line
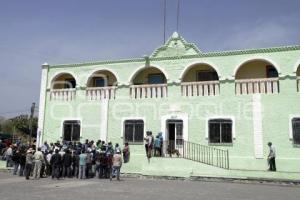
176,0,180,32
163,0,167,44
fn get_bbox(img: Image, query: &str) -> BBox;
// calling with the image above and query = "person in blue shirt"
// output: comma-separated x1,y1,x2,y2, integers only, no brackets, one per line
78,150,87,179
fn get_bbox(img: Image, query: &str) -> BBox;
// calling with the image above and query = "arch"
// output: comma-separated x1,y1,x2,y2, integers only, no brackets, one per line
128,64,169,84
233,57,281,78
86,69,119,87
180,61,220,82
50,72,77,89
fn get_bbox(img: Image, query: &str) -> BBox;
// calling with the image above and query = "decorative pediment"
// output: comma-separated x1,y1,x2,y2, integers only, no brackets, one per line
151,32,201,58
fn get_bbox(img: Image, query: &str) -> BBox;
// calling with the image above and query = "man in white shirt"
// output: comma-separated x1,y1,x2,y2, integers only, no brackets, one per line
267,142,276,171
5,145,13,167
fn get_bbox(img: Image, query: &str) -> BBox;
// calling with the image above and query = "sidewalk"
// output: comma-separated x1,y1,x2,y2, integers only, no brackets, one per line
1,158,299,184
122,156,300,183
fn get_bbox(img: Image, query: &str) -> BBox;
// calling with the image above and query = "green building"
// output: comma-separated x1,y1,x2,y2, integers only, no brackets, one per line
37,32,300,179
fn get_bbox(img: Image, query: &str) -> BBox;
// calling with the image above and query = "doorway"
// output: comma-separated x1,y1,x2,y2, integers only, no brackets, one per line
166,120,183,152
63,120,81,142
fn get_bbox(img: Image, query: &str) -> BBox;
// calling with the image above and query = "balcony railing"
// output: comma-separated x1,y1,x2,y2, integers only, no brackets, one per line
130,84,168,99
86,86,116,100
235,78,279,95
181,81,220,97
50,88,76,101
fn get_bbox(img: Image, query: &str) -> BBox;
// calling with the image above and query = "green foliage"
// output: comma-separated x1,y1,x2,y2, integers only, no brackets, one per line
11,115,38,137
1,119,13,134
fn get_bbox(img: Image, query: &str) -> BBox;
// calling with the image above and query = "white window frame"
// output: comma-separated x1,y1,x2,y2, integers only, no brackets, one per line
289,115,300,142
205,116,236,141
60,118,82,141
121,117,146,144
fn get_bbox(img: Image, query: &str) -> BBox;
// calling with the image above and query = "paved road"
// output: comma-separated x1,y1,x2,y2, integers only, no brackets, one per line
0,173,299,200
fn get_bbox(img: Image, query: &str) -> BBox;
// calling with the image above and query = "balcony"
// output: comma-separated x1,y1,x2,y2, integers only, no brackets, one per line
50,88,76,101
235,78,279,95
130,84,168,99
181,81,220,97
86,86,116,100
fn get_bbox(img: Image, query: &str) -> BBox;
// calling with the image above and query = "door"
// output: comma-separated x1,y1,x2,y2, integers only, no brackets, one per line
166,120,183,153
63,120,81,142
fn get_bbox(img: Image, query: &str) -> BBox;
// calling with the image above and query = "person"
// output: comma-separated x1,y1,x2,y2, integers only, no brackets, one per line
99,150,107,178
72,151,79,178
158,132,164,156
94,150,101,177
106,151,113,179
46,150,53,176
144,131,153,163
25,148,34,180
12,148,21,175
32,147,44,179
114,143,121,153
5,145,13,167
85,149,93,178
154,135,161,157
267,142,276,171
19,148,26,176
78,150,87,179
62,149,72,178
41,142,49,153
122,142,130,163
50,149,62,179
110,149,123,181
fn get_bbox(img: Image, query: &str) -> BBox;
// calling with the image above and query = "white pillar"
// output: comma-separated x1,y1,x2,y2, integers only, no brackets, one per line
253,94,264,158
100,99,109,141
37,63,49,148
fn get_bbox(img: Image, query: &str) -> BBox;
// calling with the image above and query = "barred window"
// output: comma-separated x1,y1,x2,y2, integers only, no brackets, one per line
209,119,232,144
124,120,144,144
292,118,300,145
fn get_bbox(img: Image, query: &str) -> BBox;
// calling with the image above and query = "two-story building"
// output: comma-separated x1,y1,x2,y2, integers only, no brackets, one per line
37,32,300,178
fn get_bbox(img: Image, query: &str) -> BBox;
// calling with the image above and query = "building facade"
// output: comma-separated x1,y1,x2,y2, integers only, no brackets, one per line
38,32,300,177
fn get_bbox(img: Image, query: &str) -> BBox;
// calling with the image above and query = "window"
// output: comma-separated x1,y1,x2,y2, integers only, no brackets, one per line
64,79,76,88
197,71,218,82
292,118,300,145
209,119,232,144
63,120,81,141
148,74,165,84
94,77,106,87
266,65,278,78
124,120,144,144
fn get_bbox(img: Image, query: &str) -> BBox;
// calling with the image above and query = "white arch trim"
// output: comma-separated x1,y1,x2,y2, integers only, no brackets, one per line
49,71,78,88
85,68,120,86
233,57,281,77
128,64,169,84
180,61,221,80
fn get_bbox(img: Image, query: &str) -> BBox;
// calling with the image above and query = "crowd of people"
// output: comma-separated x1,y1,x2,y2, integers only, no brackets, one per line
1,139,130,181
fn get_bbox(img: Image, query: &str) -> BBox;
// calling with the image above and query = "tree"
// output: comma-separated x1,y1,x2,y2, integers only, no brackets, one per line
0,116,6,132
11,115,38,137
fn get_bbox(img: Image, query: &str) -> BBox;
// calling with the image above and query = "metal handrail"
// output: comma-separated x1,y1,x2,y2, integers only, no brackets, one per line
162,140,229,169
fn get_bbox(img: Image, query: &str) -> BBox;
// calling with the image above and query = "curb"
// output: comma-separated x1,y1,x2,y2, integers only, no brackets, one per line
1,170,299,186
121,173,300,187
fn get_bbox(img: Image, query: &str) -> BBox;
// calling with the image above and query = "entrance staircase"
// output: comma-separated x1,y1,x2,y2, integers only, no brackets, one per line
162,140,229,169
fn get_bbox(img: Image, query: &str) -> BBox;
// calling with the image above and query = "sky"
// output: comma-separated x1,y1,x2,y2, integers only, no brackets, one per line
0,0,300,118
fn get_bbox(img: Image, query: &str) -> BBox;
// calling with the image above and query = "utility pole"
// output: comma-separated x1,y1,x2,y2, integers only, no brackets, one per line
29,102,36,146
163,0,167,44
